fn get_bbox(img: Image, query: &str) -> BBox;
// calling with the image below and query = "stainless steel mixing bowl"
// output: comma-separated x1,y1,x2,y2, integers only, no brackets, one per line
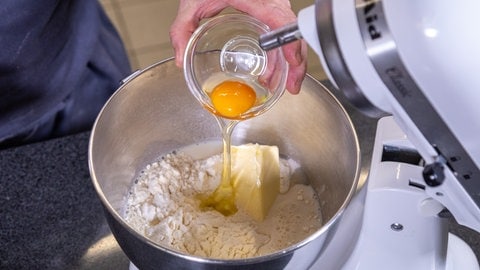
89,58,361,269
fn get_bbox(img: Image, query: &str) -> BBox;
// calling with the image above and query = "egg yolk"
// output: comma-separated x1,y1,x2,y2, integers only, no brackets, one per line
210,80,256,118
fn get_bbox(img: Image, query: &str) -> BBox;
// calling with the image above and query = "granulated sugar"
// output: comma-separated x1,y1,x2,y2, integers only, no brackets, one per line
124,150,322,259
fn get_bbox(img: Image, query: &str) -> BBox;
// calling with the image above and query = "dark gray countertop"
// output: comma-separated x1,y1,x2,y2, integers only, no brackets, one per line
0,132,130,270
1,100,479,269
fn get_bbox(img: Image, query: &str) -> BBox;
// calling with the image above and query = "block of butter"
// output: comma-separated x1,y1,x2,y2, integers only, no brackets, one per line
231,143,280,221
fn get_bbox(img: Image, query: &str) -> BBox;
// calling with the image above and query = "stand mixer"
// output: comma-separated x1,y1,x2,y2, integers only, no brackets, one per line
260,0,480,269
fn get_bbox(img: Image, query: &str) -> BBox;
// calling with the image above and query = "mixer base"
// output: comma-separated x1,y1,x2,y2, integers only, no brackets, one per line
327,117,480,270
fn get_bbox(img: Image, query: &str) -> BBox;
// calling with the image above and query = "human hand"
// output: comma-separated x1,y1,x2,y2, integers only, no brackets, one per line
169,0,307,94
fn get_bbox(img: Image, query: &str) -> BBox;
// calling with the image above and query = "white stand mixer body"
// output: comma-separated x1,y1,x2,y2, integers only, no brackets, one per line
294,1,480,267
297,0,480,235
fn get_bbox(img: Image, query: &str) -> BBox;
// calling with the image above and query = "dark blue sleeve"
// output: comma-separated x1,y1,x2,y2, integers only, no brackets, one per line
0,0,130,142
1,0,89,104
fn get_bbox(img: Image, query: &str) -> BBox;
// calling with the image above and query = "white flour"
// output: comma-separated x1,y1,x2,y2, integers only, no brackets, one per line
124,150,322,259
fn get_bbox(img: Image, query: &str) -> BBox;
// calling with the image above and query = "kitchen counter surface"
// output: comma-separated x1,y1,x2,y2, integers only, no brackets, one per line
0,132,130,269
1,86,479,269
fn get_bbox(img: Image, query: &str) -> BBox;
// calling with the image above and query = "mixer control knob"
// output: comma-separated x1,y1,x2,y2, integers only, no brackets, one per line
423,161,445,187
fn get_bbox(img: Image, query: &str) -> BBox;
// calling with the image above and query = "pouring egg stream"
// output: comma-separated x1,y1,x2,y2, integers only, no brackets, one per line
199,79,260,216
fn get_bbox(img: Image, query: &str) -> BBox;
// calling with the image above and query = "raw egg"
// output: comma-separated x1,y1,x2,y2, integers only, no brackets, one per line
210,80,256,118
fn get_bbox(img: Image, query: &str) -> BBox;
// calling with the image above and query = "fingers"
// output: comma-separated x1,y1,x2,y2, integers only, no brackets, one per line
169,0,227,67
169,17,196,68
169,2,194,67
283,40,308,94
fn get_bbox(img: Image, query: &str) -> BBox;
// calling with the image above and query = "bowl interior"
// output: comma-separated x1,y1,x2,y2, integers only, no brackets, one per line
89,58,360,259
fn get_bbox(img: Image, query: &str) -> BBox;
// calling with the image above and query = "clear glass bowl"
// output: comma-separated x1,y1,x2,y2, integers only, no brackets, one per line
184,13,288,120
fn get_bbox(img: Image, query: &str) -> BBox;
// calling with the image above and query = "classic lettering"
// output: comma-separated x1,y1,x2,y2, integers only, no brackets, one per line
386,67,411,98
